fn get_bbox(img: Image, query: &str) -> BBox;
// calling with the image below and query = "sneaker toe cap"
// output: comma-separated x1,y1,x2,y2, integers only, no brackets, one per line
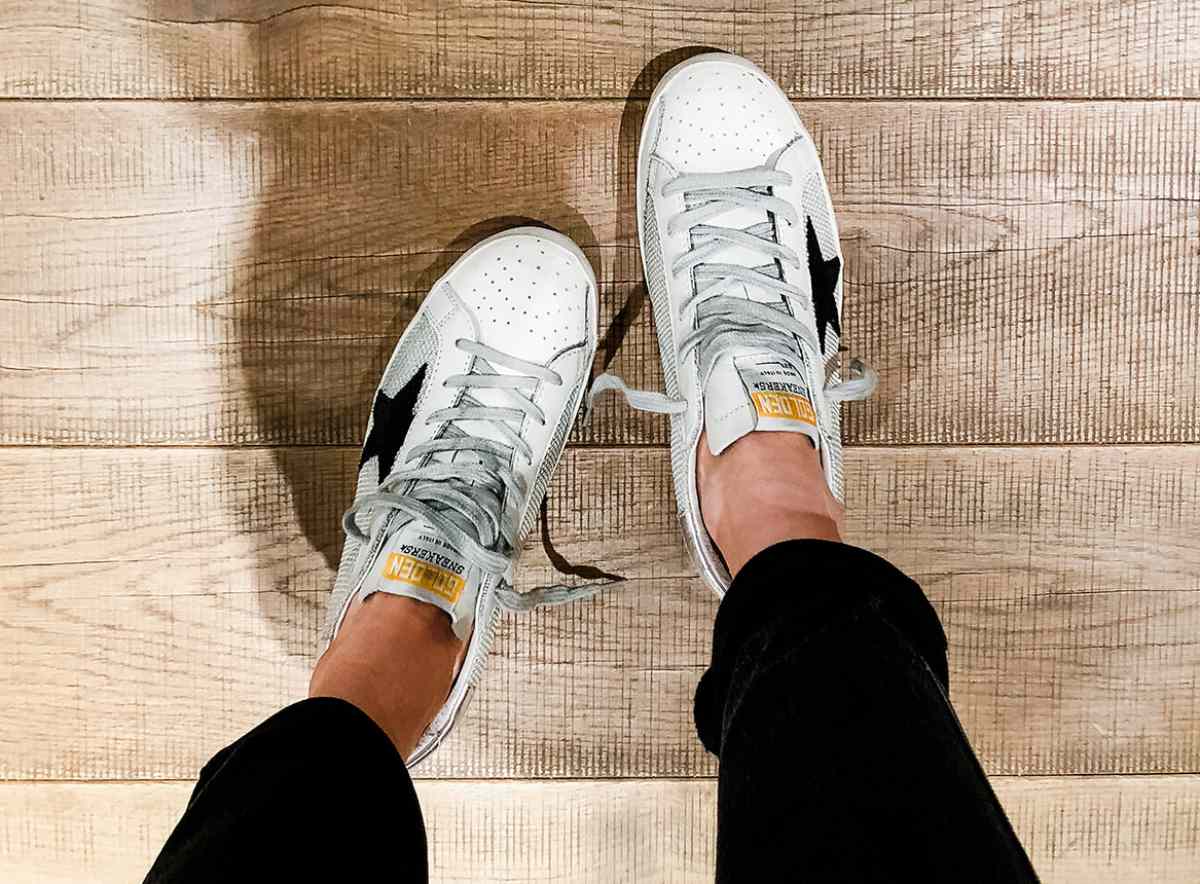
447,231,595,363
648,55,800,173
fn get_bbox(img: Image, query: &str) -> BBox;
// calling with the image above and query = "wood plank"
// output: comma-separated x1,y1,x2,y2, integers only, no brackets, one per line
1,1,1198,99
2,100,1197,447
2,776,1197,883
1,445,1196,780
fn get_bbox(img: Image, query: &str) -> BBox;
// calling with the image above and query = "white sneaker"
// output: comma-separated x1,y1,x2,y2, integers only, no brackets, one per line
590,53,876,596
324,227,599,767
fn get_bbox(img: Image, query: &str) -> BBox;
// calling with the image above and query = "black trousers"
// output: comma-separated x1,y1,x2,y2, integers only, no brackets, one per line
146,540,1038,882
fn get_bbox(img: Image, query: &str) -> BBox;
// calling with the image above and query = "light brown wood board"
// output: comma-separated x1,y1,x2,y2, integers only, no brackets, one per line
0,445,1196,780
1,776,1197,883
1,100,1196,447
0,1,1198,99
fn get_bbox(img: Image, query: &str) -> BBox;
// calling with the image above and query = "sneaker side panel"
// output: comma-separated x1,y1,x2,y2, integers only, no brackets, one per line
637,61,734,597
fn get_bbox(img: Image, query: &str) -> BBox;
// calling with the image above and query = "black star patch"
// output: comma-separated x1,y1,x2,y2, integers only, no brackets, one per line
806,216,842,354
360,365,427,484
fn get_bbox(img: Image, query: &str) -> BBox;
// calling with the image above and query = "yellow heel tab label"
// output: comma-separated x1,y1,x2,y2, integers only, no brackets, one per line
382,551,466,605
750,389,816,424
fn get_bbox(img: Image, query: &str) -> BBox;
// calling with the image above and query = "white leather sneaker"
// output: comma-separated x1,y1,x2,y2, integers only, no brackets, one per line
590,52,876,597
324,227,599,767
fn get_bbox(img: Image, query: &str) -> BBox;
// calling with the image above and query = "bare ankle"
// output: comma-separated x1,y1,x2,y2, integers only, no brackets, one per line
310,594,464,758
698,431,844,578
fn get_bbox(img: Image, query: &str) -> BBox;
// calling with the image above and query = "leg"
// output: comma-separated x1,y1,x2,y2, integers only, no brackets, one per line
310,594,464,757
591,49,1035,882
148,226,597,881
146,596,460,883
144,697,427,883
695,434,1039,882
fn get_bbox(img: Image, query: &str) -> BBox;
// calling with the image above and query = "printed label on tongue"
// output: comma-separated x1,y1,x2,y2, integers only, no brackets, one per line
704,351,822,455
371,523,472,608
736,355,820,438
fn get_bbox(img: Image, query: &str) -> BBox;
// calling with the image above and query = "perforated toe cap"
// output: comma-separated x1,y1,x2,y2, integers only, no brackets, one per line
649,57,800,174
448,233,592,363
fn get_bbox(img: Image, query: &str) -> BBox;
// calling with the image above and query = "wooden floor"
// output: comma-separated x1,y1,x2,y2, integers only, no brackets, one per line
1,2,1198,881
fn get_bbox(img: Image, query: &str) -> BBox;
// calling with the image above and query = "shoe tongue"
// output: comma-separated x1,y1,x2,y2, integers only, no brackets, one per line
360,517,483,640
703,346,821,456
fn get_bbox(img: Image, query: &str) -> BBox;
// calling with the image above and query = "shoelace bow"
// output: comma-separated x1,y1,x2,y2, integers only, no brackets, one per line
589,166,877,415
344,338,613,613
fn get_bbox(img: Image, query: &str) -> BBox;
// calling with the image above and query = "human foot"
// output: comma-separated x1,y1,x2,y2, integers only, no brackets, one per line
319,227,598,766
590,52,875,594
696,430,843,578
311,594,464,756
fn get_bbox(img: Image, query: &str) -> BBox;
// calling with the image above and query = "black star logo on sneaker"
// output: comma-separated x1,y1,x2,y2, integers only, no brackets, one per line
360,365,427,483
806,216,842,354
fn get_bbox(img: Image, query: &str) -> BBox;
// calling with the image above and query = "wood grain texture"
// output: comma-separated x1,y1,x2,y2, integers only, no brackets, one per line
2,776,1198,883
3,3,1196,877
1,100,1197,447
1,444,1196,780
1,1,1198,99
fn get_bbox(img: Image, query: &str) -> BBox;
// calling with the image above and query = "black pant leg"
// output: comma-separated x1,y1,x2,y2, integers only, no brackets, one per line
145,697,427,883
695,540,1038,883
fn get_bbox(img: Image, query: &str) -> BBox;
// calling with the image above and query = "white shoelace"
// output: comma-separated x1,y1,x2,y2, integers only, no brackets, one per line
590,166,878,415
344,339,612,612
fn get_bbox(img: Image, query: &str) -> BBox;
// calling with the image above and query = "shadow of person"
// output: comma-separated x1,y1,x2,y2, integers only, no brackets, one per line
230,48,726,660
232,100,618,656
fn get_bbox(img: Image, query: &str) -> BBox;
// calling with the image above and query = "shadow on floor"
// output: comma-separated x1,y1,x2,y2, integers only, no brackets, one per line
226,45,723,656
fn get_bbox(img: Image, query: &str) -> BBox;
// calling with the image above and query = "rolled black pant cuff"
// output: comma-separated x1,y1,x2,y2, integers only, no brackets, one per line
146,697,426,883
694,539,948,756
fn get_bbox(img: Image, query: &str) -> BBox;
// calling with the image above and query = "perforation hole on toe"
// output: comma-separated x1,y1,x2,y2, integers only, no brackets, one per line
655,65,796,173
457,236,590,361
